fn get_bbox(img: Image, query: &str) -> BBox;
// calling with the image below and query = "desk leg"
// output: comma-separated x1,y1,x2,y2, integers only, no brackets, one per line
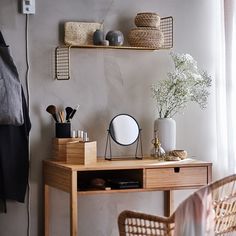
44,184,50,236
164,190,174,217
70,171,78,236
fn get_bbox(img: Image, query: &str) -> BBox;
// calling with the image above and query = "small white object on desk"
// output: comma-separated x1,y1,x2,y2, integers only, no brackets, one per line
72,130,77,138
83,132,87,142
101,40,109,46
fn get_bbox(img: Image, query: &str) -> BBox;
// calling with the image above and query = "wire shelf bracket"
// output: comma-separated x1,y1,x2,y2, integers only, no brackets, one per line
55,46,71,80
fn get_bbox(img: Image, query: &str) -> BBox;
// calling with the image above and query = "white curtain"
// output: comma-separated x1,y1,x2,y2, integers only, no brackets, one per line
215,0,236,177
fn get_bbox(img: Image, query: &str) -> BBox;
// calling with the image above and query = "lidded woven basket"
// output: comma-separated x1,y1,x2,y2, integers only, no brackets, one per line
128,27,164,48
135,12,160,28
169,150,188,160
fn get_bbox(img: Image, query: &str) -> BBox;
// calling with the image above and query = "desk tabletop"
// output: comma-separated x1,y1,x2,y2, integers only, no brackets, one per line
43,158,212,171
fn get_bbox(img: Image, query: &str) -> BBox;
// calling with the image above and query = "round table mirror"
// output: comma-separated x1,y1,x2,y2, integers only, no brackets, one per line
109,114,140,146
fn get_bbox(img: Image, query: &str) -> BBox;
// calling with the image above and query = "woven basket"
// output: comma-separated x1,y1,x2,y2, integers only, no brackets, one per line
169,150,188,159
135,12,160,28
64,22,102,46
128,27,164,48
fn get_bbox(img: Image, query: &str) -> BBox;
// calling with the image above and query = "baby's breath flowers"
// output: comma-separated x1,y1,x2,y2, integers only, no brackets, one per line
151,52,212,118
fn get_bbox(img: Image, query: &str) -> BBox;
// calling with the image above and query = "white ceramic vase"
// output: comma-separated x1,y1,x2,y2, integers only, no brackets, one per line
154,118,176,153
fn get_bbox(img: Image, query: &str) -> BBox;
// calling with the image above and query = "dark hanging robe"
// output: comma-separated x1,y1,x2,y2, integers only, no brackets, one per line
0,31,31,212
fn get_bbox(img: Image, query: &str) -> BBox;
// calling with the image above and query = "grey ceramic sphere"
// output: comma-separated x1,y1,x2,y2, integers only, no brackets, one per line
105,30,124,46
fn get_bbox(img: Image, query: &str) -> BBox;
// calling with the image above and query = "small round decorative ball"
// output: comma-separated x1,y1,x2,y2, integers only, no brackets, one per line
90,178,106,189
101,40,109,46
105,30,124,46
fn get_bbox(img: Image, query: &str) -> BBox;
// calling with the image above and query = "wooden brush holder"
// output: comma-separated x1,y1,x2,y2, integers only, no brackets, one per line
66,141,97,165
52,138,97,165
52,138,82,161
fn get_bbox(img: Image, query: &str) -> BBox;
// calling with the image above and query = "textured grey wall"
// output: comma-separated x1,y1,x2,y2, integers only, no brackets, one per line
0,0,217,235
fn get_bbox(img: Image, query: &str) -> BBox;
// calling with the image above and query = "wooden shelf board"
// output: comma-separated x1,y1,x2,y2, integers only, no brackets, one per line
66,44,172,51
77,188,145,195
77,184,206,195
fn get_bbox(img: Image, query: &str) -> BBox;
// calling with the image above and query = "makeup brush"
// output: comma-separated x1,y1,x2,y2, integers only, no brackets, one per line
69,104,80,120
65,107,73,122
46,105,59,123
58,111,64,123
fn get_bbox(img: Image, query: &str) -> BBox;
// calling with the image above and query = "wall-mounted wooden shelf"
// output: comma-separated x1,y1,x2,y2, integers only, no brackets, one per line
67,44,167,51
55,16,173,80
54,44,170,80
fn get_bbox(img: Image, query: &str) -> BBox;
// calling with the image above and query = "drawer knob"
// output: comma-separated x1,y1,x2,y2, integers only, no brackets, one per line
174,167,180,173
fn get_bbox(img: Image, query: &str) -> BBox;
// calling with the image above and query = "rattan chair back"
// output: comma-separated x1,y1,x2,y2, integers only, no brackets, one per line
118,174,236,236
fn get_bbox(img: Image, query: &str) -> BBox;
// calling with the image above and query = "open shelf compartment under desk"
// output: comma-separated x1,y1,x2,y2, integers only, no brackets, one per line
77,168,144,192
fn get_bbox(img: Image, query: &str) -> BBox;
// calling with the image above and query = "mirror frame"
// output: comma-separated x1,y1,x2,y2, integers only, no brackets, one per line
105,113,143,160
108,113,140,146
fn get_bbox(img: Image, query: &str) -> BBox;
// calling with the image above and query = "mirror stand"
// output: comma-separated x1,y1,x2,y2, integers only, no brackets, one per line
104,130,112,160
104,129,143,160
135,129,143,159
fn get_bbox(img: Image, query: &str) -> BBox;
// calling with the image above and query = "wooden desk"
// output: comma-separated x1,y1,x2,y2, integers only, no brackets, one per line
43,158,212,236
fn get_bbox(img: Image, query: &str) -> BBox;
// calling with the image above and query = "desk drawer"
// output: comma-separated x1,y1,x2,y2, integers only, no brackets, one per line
146,167,208,189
